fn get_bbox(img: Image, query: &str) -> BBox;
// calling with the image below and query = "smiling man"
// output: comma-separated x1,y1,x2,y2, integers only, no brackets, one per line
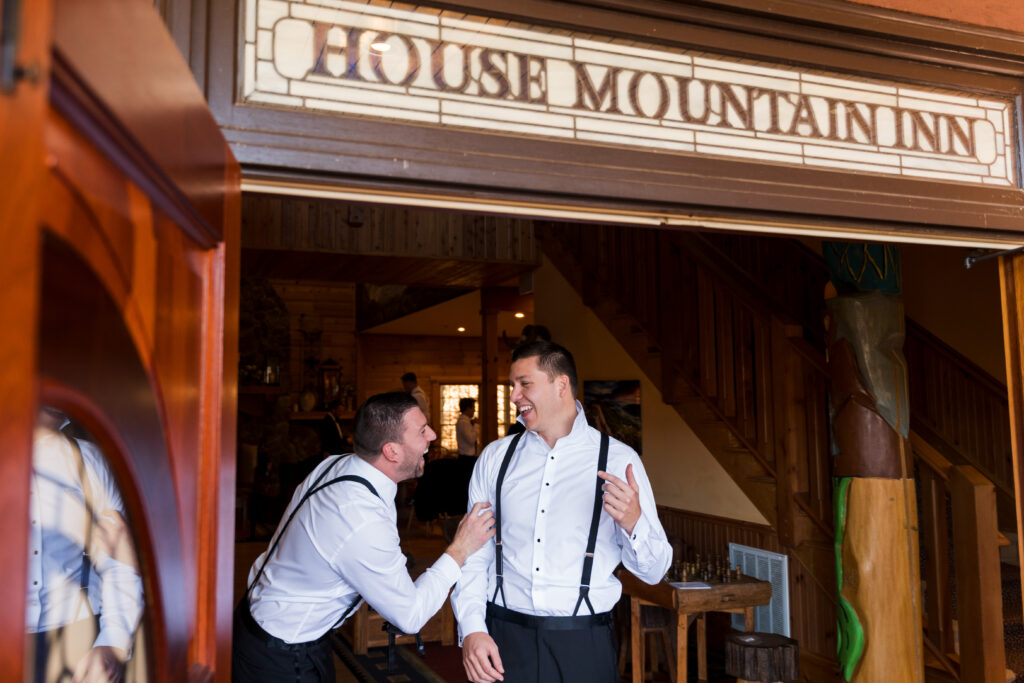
452,342,672,683
234,392,495,682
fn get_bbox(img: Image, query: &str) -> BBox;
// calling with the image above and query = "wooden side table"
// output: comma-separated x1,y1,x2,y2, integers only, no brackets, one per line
618,571,772,683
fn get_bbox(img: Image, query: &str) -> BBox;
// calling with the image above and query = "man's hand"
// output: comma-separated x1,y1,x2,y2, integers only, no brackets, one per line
462,632,504,682
73,646,126,683
598,464,641,535
445,502,495,566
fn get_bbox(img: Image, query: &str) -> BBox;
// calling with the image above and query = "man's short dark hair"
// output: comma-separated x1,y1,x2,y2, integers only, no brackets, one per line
400,372,417,384
353,392,418,459
512,341,578,395
459,397,476,413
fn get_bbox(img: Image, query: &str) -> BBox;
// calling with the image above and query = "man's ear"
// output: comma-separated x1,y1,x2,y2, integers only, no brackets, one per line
381,442,400,464
556,374,569,396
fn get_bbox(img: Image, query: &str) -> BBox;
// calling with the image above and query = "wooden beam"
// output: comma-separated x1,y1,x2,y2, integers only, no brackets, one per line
480,308,499,445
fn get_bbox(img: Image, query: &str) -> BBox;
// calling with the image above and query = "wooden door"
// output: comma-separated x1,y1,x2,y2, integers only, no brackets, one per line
0,1,240,680
0,0,54,676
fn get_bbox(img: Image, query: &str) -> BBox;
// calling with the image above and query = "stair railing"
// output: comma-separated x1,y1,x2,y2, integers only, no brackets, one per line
697,231,1015,518
911,431,1007,681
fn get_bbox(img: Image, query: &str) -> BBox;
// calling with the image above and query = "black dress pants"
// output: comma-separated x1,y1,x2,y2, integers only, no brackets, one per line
485,603,618,683
232,600,334,683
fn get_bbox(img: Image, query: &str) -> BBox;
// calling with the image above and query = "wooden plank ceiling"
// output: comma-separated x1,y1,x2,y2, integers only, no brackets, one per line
241,194,538,287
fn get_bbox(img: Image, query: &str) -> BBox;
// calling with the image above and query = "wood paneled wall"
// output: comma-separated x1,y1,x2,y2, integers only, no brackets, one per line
357,334,512,425
657,505,782,557
268,280,357,394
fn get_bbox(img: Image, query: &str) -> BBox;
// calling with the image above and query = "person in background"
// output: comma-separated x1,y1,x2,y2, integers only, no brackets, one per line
456,397,480,511
318,399,350,456
401,372,430,423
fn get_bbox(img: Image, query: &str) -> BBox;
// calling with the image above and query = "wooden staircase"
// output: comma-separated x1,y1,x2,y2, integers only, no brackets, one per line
539,222,838,663
538,222,1011,681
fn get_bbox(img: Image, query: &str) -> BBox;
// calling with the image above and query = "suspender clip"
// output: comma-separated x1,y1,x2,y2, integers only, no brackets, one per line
585,552,595,558
495,541,502,548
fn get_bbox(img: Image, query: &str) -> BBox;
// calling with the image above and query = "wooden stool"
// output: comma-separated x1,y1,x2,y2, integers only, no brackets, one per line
620,604,675,681
725,631,798,683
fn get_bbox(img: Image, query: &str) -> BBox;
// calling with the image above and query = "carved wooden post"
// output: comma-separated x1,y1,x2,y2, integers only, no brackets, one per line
823,243,923,682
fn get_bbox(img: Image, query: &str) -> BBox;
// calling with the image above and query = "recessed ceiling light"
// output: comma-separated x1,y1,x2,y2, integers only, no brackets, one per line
457,326,466,332
514,312,525,318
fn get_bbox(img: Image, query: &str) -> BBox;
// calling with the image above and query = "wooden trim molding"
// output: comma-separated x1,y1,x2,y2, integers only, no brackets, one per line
192,0,1024,239
999,253,1024,629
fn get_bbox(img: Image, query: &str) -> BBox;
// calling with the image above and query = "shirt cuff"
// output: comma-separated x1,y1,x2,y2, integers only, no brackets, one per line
457,617,489,645
94,626,133,655
434,552,462,583
620,511,651,547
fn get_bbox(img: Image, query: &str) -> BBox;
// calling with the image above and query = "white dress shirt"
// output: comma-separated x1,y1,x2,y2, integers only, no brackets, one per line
27,428,144,653
248,454,461,643
456,414,478,456
451,403,671,640
410,386,430,421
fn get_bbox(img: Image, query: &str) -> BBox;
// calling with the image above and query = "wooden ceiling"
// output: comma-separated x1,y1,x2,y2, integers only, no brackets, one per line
242,249,533,287
241,193,538,287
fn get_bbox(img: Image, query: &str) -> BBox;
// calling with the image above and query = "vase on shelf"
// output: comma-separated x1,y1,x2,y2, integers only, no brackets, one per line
299,390,317,412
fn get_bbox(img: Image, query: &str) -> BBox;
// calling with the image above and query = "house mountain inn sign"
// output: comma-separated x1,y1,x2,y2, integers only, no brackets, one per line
243,0,1016,187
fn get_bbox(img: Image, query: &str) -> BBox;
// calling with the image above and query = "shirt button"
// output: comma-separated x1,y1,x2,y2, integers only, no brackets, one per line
535,567,540,571
545,482,549,486
550,457,554,460
537,538,541,542
33,581,37,586
33,550,38,555
541,509,545,513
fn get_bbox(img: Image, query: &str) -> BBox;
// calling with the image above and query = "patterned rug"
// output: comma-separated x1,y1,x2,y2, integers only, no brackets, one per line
331,634,456,683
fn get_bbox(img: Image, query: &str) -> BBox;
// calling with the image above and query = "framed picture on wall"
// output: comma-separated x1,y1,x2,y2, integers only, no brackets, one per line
583,380,641,453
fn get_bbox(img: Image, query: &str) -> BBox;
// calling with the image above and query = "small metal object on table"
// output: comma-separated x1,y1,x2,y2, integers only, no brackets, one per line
618,570,772,683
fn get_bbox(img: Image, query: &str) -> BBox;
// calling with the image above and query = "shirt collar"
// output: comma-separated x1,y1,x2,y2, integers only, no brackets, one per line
524,400,588,448
346,453,398,501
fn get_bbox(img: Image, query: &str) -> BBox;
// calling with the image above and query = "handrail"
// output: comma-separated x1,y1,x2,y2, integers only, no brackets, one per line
907,319,1007,397
911,430,954,481
912,432,1006,681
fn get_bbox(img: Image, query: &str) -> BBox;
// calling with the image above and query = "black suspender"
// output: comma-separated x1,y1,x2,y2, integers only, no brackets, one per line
491,431,611,617
491,432,524,607
247,456,379,629
573,433,609,616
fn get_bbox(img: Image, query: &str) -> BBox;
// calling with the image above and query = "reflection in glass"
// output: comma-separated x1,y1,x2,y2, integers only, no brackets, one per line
26,408,146,683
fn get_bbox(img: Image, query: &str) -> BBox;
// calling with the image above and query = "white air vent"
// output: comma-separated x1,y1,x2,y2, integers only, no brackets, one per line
728,543,790,636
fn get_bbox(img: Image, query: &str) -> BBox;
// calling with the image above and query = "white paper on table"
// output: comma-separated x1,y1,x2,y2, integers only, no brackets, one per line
668,581,712,590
